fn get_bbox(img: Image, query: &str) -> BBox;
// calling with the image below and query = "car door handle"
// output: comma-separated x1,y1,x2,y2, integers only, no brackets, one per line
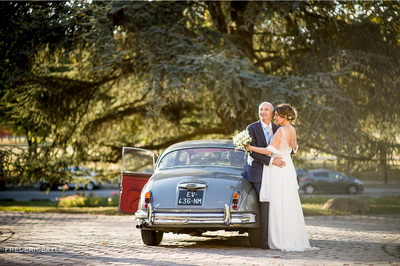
178,183,207,189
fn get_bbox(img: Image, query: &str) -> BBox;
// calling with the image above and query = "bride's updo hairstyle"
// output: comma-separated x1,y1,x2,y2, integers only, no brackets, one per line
274,104,297,124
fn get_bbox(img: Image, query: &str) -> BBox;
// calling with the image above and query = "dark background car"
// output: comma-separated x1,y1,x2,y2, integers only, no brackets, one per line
296,168,308,183
0,157,6,190
39,166,101,191
298,169,364,194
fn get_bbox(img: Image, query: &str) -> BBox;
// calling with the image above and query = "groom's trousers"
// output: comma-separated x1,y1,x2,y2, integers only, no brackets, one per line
251,182,269,249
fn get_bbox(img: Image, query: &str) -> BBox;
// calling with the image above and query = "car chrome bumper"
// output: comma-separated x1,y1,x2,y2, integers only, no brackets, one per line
135,204,256,226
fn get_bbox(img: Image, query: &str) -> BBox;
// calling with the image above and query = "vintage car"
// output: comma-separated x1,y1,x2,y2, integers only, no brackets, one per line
118,140,262,247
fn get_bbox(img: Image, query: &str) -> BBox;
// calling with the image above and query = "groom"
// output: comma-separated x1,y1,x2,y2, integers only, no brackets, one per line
244,102,285,249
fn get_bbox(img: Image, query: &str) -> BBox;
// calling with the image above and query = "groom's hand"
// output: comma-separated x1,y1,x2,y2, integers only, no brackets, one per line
290,139,297,150
272,157,285,168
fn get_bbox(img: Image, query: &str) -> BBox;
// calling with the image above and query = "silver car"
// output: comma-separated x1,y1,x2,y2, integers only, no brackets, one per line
119,140,262,246
39,166,101,191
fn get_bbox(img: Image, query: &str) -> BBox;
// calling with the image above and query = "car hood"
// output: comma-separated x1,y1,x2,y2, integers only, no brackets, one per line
144,166,246,210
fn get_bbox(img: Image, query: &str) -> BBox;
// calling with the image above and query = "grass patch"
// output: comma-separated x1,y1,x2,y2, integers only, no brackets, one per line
0,192,121,215
0,199,58,207
301,204,348,216
362,195,400,215
300,194,400,216
300,196,332,205
0,195,399,216
0,205,119,215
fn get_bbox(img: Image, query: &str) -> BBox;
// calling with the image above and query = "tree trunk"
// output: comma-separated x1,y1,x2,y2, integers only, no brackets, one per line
379,146,388,184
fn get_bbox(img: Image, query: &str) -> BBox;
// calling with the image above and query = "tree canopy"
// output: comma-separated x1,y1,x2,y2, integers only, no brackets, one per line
1,1,399,183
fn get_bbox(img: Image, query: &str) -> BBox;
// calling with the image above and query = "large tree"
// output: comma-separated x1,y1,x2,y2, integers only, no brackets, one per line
1,1,399,183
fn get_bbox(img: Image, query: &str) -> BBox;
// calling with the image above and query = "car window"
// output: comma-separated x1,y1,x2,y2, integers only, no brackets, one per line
328,172,338,180
177,151,190,165
158,148,246,169
313,172,329,178
329,172,346,180
158,151,179,168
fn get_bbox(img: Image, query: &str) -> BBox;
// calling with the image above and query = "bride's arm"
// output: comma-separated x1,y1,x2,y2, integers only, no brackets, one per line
246,129,282,155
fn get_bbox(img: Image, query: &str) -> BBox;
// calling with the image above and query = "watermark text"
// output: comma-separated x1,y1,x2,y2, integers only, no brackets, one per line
4,246,63,253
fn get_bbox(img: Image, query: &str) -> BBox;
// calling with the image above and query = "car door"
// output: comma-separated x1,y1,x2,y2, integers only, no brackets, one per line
119,147,157,214
311,171,330,191
328,171,348,192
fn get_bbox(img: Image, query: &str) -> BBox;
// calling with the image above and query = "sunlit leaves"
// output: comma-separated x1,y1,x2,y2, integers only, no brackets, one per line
1,1,399,184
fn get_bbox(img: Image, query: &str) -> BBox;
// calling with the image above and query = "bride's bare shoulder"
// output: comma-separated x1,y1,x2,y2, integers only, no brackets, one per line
273,127,283,136
290,124,296,133
282,124,296,138
289,125,296,138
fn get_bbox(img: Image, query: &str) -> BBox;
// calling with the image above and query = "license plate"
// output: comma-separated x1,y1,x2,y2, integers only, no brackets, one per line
177,190,204,206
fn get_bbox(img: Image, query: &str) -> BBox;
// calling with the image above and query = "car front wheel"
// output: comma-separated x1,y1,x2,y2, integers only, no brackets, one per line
85,181,95,190
347,185,358,194
39,183,49,191
303,185,315,194
141,230,163,246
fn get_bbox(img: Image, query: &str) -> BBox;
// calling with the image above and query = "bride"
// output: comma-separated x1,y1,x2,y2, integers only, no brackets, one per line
246,103,318,252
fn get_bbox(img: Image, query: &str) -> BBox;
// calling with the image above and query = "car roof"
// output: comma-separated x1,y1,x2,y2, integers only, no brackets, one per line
162,140,236,154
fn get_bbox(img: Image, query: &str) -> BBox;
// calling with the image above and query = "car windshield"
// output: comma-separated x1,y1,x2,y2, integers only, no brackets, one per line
158,148,246,169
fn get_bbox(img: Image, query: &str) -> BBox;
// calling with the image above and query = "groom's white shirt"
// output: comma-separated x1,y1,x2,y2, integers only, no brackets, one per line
247,120,274,167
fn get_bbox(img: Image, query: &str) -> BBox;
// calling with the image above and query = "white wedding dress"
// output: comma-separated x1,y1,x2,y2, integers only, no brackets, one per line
260,128,318,252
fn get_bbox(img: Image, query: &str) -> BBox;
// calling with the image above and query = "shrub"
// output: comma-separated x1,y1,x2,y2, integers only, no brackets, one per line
107,192,119,206
58,195,86,207
57,192,119,207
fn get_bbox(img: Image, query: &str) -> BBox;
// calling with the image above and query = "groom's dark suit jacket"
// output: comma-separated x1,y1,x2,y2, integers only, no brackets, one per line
244,120,279,183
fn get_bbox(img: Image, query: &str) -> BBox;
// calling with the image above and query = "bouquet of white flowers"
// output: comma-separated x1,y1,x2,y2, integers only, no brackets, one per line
232,129,252,150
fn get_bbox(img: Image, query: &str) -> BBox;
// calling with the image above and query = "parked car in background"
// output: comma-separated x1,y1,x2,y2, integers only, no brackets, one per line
298,169,364,194
0,158,5,190
296,168,308,183
119,140,262,247
39,166,101,191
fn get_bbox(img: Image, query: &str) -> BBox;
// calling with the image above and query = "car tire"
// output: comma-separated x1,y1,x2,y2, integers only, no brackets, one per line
39,183,49,191
347,185,358,194
141,230,163,246
85,181,95,191
304,184,315,194
248,228,263,247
